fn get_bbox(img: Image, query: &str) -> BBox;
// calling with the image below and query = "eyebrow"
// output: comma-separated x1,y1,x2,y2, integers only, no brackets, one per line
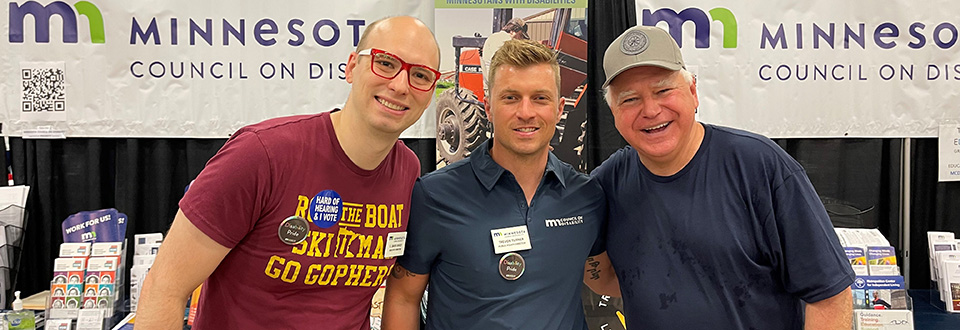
615,90,636,103
500,88,556,96
652,75,676,89
616,75,678,102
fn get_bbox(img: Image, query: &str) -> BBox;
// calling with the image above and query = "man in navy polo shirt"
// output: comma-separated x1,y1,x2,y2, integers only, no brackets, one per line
585,25,855,329
381,39,605,329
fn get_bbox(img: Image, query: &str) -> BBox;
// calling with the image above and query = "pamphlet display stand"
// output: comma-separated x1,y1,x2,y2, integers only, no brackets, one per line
0,204,26,309
853,296,915,330
46,241,127,329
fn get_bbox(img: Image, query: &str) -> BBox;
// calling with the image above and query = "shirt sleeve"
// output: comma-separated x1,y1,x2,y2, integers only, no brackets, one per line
588,178,608,257
397,179,441,275
590,152,622,256
179,131,272,249
771,170,856,303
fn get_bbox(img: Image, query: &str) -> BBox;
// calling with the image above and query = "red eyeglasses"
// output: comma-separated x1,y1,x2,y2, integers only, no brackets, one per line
357,48,441,91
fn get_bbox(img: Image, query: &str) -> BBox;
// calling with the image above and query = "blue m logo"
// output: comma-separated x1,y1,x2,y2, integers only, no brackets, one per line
9,1,104,43
641,7,737,48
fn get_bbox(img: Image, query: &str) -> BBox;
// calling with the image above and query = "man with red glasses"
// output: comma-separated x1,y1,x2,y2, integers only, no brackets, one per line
136,16,440,329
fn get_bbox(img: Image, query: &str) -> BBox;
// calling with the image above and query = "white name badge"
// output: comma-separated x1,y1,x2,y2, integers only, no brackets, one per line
490,225,532,254
384,231,407,258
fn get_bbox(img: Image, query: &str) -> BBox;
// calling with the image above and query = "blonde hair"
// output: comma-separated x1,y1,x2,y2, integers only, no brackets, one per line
488,39,560,93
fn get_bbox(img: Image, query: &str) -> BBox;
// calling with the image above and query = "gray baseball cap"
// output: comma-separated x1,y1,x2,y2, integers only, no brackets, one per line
602,25,685,88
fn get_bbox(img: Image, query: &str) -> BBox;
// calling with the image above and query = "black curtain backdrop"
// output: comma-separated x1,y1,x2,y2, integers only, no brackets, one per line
8,137,435,299
584,0,634,170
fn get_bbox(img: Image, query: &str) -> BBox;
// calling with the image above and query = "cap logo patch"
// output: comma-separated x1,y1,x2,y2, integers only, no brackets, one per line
620,30,649,55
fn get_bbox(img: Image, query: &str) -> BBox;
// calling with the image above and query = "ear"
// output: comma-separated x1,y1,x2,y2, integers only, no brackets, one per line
345,52,359,84
689,76,699,110
484,100,493,121
555,97,565,124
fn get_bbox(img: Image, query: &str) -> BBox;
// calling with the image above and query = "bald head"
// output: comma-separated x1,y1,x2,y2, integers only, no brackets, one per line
356,16,440,68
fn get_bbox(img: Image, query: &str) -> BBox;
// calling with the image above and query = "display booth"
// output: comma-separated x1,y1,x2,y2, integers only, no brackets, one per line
0,0,958,329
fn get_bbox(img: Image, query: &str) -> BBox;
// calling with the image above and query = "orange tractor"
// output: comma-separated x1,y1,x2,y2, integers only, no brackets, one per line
436,8,589,168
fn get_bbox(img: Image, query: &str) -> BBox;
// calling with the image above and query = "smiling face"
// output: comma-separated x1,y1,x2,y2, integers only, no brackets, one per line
486,63,563,160
343,16,440,136
607,66,702,172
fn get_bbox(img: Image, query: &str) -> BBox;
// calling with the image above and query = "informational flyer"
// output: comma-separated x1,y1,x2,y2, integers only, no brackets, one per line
940,123,960,182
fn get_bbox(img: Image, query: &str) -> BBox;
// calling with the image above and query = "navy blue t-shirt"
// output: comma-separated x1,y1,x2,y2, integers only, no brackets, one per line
593,124,854,330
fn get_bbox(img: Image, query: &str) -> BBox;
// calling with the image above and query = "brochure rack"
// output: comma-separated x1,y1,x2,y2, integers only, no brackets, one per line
46,241,127,329
0,204,27,309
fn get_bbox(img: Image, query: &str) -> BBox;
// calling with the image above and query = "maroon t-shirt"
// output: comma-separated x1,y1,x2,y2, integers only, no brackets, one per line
180,111,419,329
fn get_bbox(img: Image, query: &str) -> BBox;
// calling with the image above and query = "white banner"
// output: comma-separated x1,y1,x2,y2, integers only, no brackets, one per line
2,0,436,138
637,1,960,138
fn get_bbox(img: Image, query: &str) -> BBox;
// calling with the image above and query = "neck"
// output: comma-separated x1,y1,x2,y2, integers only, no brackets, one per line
489,143,548,205
639,122,705,176
330,109,399,171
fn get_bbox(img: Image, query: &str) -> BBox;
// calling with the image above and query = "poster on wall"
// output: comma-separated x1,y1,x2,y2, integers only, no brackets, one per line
434,2,589,170
635,0,960,138
940,123,960,182
1,1,434,138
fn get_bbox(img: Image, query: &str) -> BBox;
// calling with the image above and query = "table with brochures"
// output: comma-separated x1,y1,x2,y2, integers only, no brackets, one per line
909,289,960,329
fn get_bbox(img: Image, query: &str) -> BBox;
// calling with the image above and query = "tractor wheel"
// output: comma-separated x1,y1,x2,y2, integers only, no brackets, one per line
436,88,489,164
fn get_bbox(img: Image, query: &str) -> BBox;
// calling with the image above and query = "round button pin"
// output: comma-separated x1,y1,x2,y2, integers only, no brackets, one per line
278,216,310,245
499,252,525,281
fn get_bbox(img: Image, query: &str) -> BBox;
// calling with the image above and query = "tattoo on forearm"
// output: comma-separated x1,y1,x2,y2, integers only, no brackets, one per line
586,257,601,280
390,265,417,279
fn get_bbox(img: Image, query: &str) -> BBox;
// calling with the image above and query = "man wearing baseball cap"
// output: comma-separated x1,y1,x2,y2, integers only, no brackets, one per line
583,25,855,329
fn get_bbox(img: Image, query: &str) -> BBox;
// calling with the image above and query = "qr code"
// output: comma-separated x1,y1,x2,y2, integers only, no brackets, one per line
21,68,65,112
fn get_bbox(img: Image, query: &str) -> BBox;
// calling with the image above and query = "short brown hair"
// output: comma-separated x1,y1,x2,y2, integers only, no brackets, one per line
488,39,560,94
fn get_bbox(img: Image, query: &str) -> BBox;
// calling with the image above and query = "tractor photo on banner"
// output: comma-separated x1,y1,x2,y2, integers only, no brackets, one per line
435,6,589,171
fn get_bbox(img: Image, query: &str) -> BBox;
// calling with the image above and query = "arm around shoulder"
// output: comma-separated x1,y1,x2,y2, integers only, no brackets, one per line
804,286,852,330
381,263,430,330
134,209,231,330
584,252,621,297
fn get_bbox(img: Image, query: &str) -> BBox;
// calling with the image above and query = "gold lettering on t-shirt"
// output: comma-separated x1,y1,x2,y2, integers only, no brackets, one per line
265,255,284,279
346,264,365,286
373,265,392,286
317,264,336,285
306,231,328,257
336,227,358,258
362,204,406,229
280,260,301,283
365,204,378,228
376,205,388,228
359,265,378,287
294,195,310,221
329,264,350,285
356,234,374,259
303,264,323,285
371,236,385,260
388,204,403,228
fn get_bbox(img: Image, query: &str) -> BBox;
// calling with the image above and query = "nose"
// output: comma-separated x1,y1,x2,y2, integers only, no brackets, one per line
638,98,661,118
516,98,536,120
387,69,410,94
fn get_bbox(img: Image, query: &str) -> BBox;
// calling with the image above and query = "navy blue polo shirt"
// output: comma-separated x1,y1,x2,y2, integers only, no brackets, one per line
398,141,605,330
